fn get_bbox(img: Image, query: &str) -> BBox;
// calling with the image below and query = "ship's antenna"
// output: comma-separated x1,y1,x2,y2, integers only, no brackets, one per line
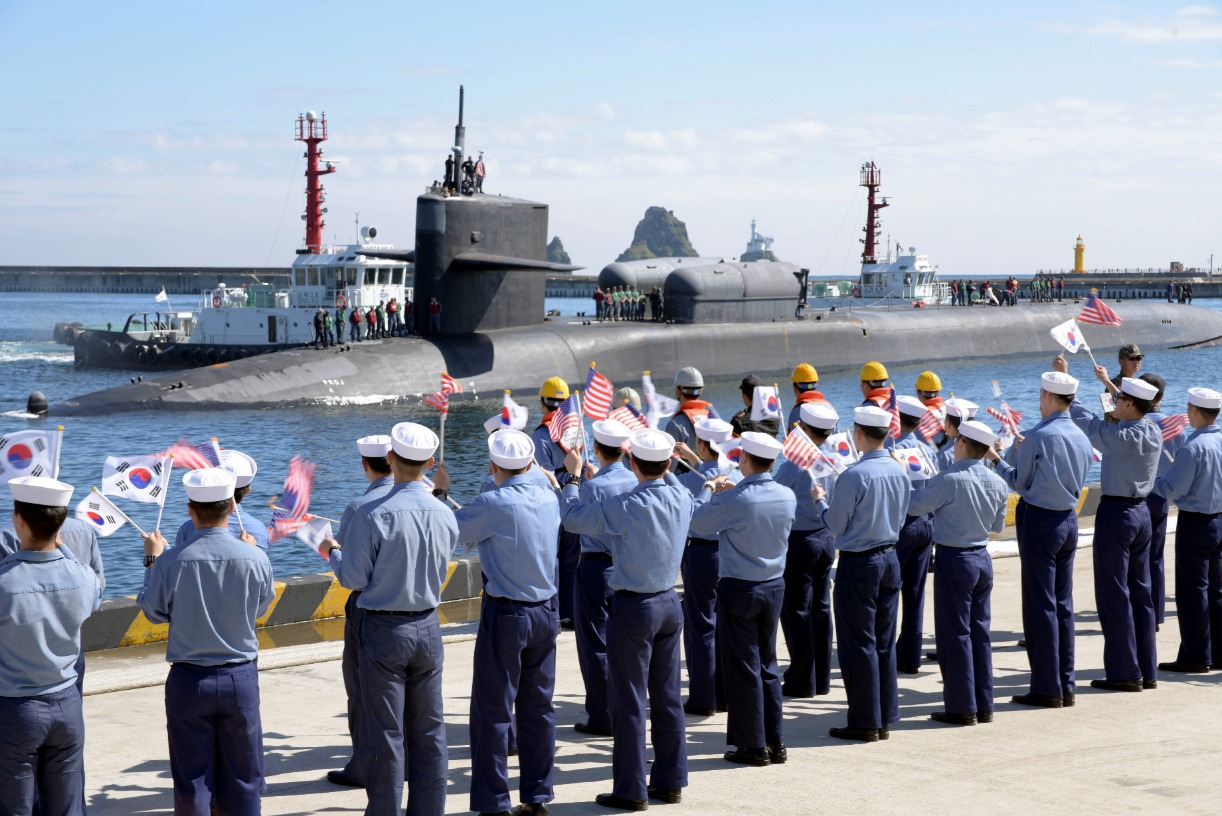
859,161,889,266
295,110,337,254
355,212,360,243
453,85,466,186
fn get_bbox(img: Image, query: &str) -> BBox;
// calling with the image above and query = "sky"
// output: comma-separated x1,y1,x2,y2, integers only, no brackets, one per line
2,1,1221,277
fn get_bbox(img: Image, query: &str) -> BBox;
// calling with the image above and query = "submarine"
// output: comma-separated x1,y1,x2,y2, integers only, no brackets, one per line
47,95,1222,417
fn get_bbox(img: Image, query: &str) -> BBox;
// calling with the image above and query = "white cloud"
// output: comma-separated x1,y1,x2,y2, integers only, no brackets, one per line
104,157,147,174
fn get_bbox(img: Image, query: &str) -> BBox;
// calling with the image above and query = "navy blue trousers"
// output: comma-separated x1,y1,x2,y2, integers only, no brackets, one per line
933,545,993,715
607,589,687,801
574,556,614,731
1015,501,1077,697
164,661,262,816
1173,511,1222,666
896,514,935,672
1147,493,1170,625
361,610,447,816
469,596,556,814
1093,500,1157,682
780,527,835,696
0,687,84,816
833,547,901,729
680,540,723,710
718,577,785,750
557,530,581,621
340,590,369,783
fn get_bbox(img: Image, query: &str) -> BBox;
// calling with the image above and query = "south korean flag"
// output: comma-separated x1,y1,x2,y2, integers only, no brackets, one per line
102,454,171,504
74,492,126,537
0,430,58,485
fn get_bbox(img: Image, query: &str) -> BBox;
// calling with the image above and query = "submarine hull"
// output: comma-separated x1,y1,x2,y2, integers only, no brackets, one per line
49,302,1222,416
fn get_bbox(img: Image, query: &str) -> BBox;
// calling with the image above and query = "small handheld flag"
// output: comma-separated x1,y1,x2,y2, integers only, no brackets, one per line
269,456,318,542
781,425,821,470
440,372,463,396
162,438,221,470
1079,291,1123,327
825,431,858,467
1049,318,1088,354
547,394,583,449
892,445,936,482
1159,413,1189,443
886,387,901,440
608,401,648,431
295,517,334,559
916,408,942,441
751,386,782,422
583,364,615,420
641,371,679,430
102,454,171,504
74,489,129,537
502,392,528,429
0,429,58,484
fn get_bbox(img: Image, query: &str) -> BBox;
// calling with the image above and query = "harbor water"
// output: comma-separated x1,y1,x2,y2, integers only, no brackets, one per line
3,291,1221,597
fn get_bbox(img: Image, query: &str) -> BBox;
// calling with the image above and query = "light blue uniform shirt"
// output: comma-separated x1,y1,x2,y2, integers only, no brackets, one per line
1153,424,1222,513
332,481,459,610
0,549,100,696
774,444,836,532
1145,411,1188,490
562,472,692,593
815,448,910,552
1,517,105,594
994,411,1093,512
454,475,560,602
479,463,552,494
1069,401,1161,497
532,423,567,473
138,527,274,666
175,502,270,551
934,436,957,472
908,459,1009,547
572,461,638,554
329,474,394,585
689,472,796,582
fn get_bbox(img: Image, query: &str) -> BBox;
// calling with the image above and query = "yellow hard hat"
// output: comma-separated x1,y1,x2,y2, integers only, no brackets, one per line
539,376,570,400
791,363,819,383
915,371,942,392
860,361,888,382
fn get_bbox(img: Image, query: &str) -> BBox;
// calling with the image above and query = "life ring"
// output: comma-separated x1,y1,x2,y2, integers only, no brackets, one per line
335,293,347,308
851,286,862,298
212,294,222,308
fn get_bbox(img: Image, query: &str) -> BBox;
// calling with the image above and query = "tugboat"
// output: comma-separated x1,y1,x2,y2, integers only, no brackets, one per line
58,111,413,370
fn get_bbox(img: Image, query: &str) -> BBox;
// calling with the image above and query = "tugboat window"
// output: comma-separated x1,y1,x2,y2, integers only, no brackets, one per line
308,269,319,286
295,270,307,286
392,269,403,285
365,269,377,286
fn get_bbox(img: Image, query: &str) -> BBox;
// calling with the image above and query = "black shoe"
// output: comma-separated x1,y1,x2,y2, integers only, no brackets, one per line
1011,693,1063,708
829,726,879,742
683,702,717,717
559,618,575,630
596,792,648,811
925,651,939,662
1090,679,1142,692
977,710,994,723
930,711,977,726
574,721,614,737
880,725,890,740
767,744,787,764
1143,680,1158,690
513,805,550,816
1158,660,1210,673
1017,639,1028,648
648,787,682,804
1063,692,1075,708
897,665,920,675
508,747,518,757
326,769,363,787
724,747,769,766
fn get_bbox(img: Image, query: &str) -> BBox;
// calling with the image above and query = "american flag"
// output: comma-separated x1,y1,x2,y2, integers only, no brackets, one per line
608,401,648,431
269,456,318,542
423,391,449,414
1078,292,1123,327
886,387,901,440
782,426,821,470
548,394,581,442
163,438,221,470
583,364,615,420
917,406,942,441
440,372,463,396
1159,413,1189,443
987,404,1023,434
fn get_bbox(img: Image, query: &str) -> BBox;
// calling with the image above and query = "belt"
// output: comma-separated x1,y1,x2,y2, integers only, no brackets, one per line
614,588,671,599
171,659,254,670
839,544,895,558
1179,510,1222,519
936,543,988,552
366,608,435,617
1017,500,1069,513
579,552,613,563
485,594,552,608
687,537,718,547
1101,495,1146,505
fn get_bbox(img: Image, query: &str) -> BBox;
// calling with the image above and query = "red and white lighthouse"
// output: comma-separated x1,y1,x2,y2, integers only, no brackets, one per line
295,111,337,254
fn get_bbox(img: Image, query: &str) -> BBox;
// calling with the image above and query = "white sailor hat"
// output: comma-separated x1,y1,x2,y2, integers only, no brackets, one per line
592,419,632,447
944,398,978,419
740,431,783,460
9,476,73,507
487,429,535,469
1041,371,1079,396
1187,387,1222,410
390,422,440,461
628,429,676,462
674,367,704,388
694,417,734,445
1119,377,1159,402
854,405,893,428
958,419,998,448
799,401,839,430
182,468,236,502
219,449,257,488
356,435,392,457
896,395,929,418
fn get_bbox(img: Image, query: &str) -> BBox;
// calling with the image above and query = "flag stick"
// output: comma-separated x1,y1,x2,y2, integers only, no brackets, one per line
773,384,784,437
282,509,341,524
154,453,174,531
1162,449,1175,464
574,390,593,466
235,503,247,535
52,426,64,480
439,411,447,461
93,487,146,536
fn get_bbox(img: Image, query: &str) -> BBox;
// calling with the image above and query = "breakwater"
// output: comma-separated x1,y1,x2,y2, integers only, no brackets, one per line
0,266,291,295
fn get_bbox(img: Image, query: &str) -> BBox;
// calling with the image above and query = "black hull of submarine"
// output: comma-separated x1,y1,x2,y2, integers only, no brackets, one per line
49,302,1222,416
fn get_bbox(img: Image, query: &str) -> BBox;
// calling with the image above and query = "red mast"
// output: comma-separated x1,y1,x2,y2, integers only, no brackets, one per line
295,111,337,254
859,161,889,265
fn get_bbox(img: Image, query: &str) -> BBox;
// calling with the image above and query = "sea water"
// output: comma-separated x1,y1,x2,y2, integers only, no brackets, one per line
2,291,1220,596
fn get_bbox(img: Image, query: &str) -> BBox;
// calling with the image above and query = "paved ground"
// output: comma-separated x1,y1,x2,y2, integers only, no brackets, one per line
81,517,1222,815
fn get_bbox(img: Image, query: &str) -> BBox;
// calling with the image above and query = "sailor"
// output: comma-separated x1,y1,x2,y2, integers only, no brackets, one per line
480,410,551,494
313,307,327,348
462,155,476,192
174,448,269,551
935,398,978,471
1137,373,1184,628
665,366,713,448
444,154,455,192
440,429,559,816
560,429,691,810
533,376,580,629
859,361,891,407
475,152,486,193
325,424,457,816
672,417,738,715
0,476,99,816
908,420,1009,725
786,363,827,430
915,370,946,445
689,432,795,767
894,394,937,675
324,434,396,789
335,302,346,342
138,468,275,816
428,297,442,335
810,405,909,742
775,402,839,698
563,419,638,737
987,371,1093,708
1152,387,1222,674
1109,344,1144,389
1067,364,1162,691
731,374,781,437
